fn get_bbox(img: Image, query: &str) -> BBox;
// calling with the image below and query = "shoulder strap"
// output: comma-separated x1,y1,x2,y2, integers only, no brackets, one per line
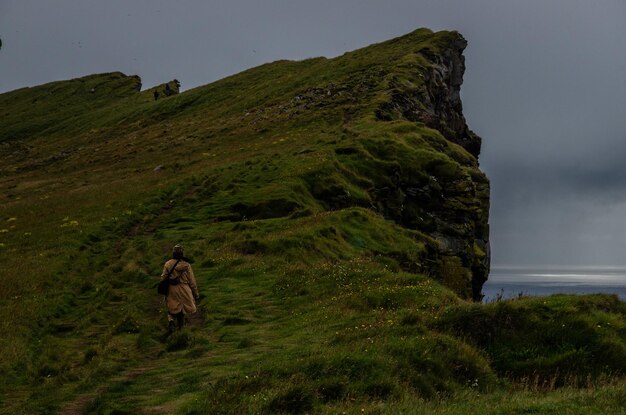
166,259,181,278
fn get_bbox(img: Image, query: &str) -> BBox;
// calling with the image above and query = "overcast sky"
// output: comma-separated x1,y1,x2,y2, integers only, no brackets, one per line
2,0,626,267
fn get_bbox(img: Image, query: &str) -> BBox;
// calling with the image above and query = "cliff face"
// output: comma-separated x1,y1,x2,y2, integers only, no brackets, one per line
268,30,492,299
345,31,490,299
377,36,481,157
396,33,490,300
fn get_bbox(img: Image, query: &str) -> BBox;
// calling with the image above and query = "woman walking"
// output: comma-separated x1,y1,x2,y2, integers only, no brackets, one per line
160,244,199,333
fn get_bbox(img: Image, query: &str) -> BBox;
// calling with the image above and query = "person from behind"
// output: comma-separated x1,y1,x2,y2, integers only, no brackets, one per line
160,244,199,333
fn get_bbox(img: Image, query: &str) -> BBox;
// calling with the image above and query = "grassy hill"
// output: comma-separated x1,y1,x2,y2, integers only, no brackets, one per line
1,28,625,414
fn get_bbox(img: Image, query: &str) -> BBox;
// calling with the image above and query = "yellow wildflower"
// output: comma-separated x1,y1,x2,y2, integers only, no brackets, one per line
61,220,79,228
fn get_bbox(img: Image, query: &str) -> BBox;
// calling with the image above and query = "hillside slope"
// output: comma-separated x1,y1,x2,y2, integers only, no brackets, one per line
1,29,625,414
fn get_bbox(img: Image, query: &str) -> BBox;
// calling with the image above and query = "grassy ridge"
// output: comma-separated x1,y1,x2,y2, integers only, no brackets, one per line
1,28,625,414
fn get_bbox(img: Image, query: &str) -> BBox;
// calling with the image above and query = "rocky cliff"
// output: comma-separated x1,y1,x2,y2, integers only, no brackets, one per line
304,29,491,299
373,32,491,299
225,29,491,299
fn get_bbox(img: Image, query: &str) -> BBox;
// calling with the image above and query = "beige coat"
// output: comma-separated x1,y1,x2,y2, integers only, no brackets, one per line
160,259,199,315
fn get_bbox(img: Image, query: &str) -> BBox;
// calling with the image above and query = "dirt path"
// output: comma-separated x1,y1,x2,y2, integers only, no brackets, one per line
59,364,157,415
59,298,205,415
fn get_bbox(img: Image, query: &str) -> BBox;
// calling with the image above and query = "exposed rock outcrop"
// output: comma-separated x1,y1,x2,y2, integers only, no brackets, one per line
377,36,481,158
372,32,490,300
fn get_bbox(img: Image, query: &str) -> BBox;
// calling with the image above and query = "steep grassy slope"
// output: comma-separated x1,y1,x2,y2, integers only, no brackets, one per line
1,28,625,414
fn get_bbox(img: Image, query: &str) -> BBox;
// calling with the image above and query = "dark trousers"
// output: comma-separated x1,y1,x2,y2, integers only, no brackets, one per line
168,312,185,330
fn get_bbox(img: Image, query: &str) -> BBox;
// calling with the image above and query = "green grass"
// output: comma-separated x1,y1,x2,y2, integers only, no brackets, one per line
0,28,625,414
437,294,626,380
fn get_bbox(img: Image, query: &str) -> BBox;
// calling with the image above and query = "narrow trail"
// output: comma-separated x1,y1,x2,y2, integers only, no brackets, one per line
59,197,212,414
59,364,158,415
57,265,294,413
59,297,207,415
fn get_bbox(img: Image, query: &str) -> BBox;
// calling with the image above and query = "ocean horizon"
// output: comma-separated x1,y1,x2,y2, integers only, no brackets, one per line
482,265,626,302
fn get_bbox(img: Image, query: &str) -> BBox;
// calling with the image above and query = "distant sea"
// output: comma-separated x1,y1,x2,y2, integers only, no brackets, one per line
482,266,626,302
